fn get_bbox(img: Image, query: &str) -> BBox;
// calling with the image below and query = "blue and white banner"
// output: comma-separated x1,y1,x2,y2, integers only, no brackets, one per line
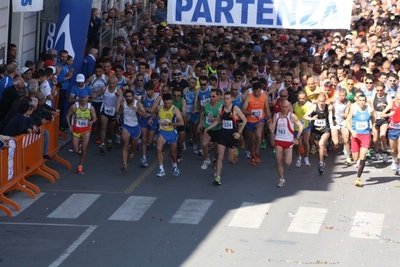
168,0,352,29
13,0,43,12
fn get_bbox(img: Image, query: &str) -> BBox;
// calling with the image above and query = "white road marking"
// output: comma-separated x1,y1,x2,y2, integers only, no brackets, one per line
288,207,327,234
0,192,45,217
47,193,100,219
108,196,157,221
169,199,213,224
350,211,385,239
228,202,271,229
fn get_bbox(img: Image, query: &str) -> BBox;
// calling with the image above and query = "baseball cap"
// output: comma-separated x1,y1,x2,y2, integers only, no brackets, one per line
48,66,56,74
76,74,85,82
253,45,262,53
44,59,54,68
345,34,352,40
78,90,88,98
20,67,30,75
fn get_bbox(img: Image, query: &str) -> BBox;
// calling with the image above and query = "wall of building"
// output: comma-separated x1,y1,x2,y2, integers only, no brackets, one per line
0,2,9,64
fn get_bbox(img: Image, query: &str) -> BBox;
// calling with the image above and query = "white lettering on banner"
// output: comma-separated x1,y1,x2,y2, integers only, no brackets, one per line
45,14,75,58
314,119,326,127
389,121,400,129
13,0,43,12
168,0,352,29
355,121,368,131
222,120,233,129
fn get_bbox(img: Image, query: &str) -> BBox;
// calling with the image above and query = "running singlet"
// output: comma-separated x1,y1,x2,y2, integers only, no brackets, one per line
275,112,294,142
246,93,266,123
158,105,175,131
232,93,243,109
134,84,146,98
90,74,107,102
116,76,126,88
352,106,371,134
184,88,196,115
333,98,348,126
373,93,388,120
293,102,310,130
220,105,237,134
73,102,92,133
203,101,222,130
388,101,400,129
218,80,229,92
362,87,375,102
123,100,139,127
273,98,282,114
172,97,183,112
142,94,158,117
198,86,211,107
101,86,118,116
312,104,330,132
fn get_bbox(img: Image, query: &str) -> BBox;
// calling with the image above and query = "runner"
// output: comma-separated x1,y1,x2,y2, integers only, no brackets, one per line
198,88,222,170
293,90,312,167
172,87,186,165
346,94,375,187
205,92,247,186
140,80,161,167
242,82,270,166
269,99,303,187
303,93,334,175
90,76,122,153
117,89,146,173
331,88,352,165
184,77,200,154
149,93,184,177
66,90,97,174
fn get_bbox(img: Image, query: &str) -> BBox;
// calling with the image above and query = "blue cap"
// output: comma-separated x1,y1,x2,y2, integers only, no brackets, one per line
78,90,88,98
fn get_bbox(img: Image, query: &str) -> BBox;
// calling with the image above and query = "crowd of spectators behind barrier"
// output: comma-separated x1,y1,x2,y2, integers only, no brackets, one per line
2,0,400,149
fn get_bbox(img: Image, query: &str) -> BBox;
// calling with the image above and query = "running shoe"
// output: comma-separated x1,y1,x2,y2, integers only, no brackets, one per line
318,162,325,175
173,166,180,176
201,159,211,170
354,178,362,187
295,157,302,168
198,149,204,156
366,149,371,159
304,157,311,166
121,163,128,173
244,151,251,159
371,153,378,161
254,153,261,163
345,158,353,166
183,142,187,151
391,161,397,172
310,146,317,154
193,144,199,154
141,158,149,168
107,140,112,151
95,137,101,144
128,151,134,160
99,144,106,153
115,134,121,145
261,139,267,149
69,148,73,153
277,178,286,188
77,165,84,175
271,149,276,158
177,157,182,166
156,168,166,177
250,157,257,166
382,153,388,163
213,176,221,186
396,168,400,176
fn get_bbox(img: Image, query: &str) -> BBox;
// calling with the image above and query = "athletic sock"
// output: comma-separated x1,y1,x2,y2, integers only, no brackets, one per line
357,160,366,178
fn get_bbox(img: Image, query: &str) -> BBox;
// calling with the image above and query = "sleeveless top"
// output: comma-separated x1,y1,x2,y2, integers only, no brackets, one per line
203,101,222,130
275,112,294,142
184,88,196,115
90,74,107,102
73,102,92,133
101,86,118,116
232,92,243,109
172,97,183,112
123,99,139,127
220,105,237,134
116,76,126,88
273,98,282,114
198,86,211,107
352,106,371,134
142,93,158,118
134,84,146,97
333,98,348,126
312,104,330,132
389,101,400,129
158,105,175,131
246,93,266,123
294,102,310,130
373,93,388,121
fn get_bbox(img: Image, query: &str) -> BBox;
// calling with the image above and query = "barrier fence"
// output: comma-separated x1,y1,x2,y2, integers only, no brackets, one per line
0,114,71,216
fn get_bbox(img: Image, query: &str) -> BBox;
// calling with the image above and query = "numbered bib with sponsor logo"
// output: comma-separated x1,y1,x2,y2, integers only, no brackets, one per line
104,107,115,116
186,104,194,114
390,121,400,129
252,109,262,118
206,113,214,125
222,119,233,129
76,119,89,128
355,121,368,130
314,119,326,127
277,127,286,135
376,111,382,120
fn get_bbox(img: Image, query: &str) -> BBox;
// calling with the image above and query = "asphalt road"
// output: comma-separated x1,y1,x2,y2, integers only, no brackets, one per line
0,134,399,267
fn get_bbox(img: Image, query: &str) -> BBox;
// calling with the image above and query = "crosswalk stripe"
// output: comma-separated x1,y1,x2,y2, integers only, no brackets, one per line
350,212,385,239
288,207,327,234
47,193,101,219
0,192,45,217
169,199,213,225
108,196,157,221
228,202,271,229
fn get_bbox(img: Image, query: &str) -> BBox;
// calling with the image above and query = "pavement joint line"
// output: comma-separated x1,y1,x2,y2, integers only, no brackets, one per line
43,189,123,194
123,160,158,194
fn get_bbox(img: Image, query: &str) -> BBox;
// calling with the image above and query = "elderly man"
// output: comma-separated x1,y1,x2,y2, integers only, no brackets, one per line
0,77,26,121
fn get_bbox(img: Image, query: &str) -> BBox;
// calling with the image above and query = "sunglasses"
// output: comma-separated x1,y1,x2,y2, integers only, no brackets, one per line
210,95,217,98
280,95,288,97
292,83,299,85
136,79,143,81
347,83,354,85
365,82,373,84
173,94,181,97
234,76,242,79
389,80,397,82
200,83,207,86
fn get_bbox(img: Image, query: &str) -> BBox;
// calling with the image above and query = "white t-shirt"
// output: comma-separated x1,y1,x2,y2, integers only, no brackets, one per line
40,80,52,107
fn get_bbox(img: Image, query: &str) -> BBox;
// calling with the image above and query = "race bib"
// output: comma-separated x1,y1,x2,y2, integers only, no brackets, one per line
314,119,326,127
376,111,382,120
390,121,400,129
252,109,262,118
355,121,368,130
200,98,209,107
104,107,115,116
277,127,286,135
206,113,214,125
76,119,89,128
159,119,171,129
222,119,233,129
186,104,194,114
335,112,343,119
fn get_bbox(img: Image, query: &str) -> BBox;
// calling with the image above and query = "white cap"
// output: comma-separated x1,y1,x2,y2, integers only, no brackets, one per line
20,67,30,76
345,34,352,40
363,51,370,57
76,74,85,82
347,48,354,53
48,66,56,74
300,37,307,43
260,35,268,41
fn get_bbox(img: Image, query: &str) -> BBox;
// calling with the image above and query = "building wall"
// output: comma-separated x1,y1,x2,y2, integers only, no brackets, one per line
0,1,9,64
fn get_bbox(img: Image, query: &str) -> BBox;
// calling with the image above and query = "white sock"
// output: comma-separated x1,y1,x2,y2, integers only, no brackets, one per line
159,165,164,170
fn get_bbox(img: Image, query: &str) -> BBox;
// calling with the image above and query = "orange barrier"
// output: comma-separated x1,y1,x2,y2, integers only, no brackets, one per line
53,85,67,141
43,113,72,171
0,127,58,216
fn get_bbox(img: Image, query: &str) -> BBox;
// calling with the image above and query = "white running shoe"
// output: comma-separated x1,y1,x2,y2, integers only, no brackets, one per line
391,161,397,172
382,153,388,163
201,159,211,170
244,151,251,159
304,157,311,166
295,157,301,168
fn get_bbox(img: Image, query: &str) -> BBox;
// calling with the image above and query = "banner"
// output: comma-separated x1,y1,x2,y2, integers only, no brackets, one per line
13,0,43,12
43,0,92,86
168,0,352,29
